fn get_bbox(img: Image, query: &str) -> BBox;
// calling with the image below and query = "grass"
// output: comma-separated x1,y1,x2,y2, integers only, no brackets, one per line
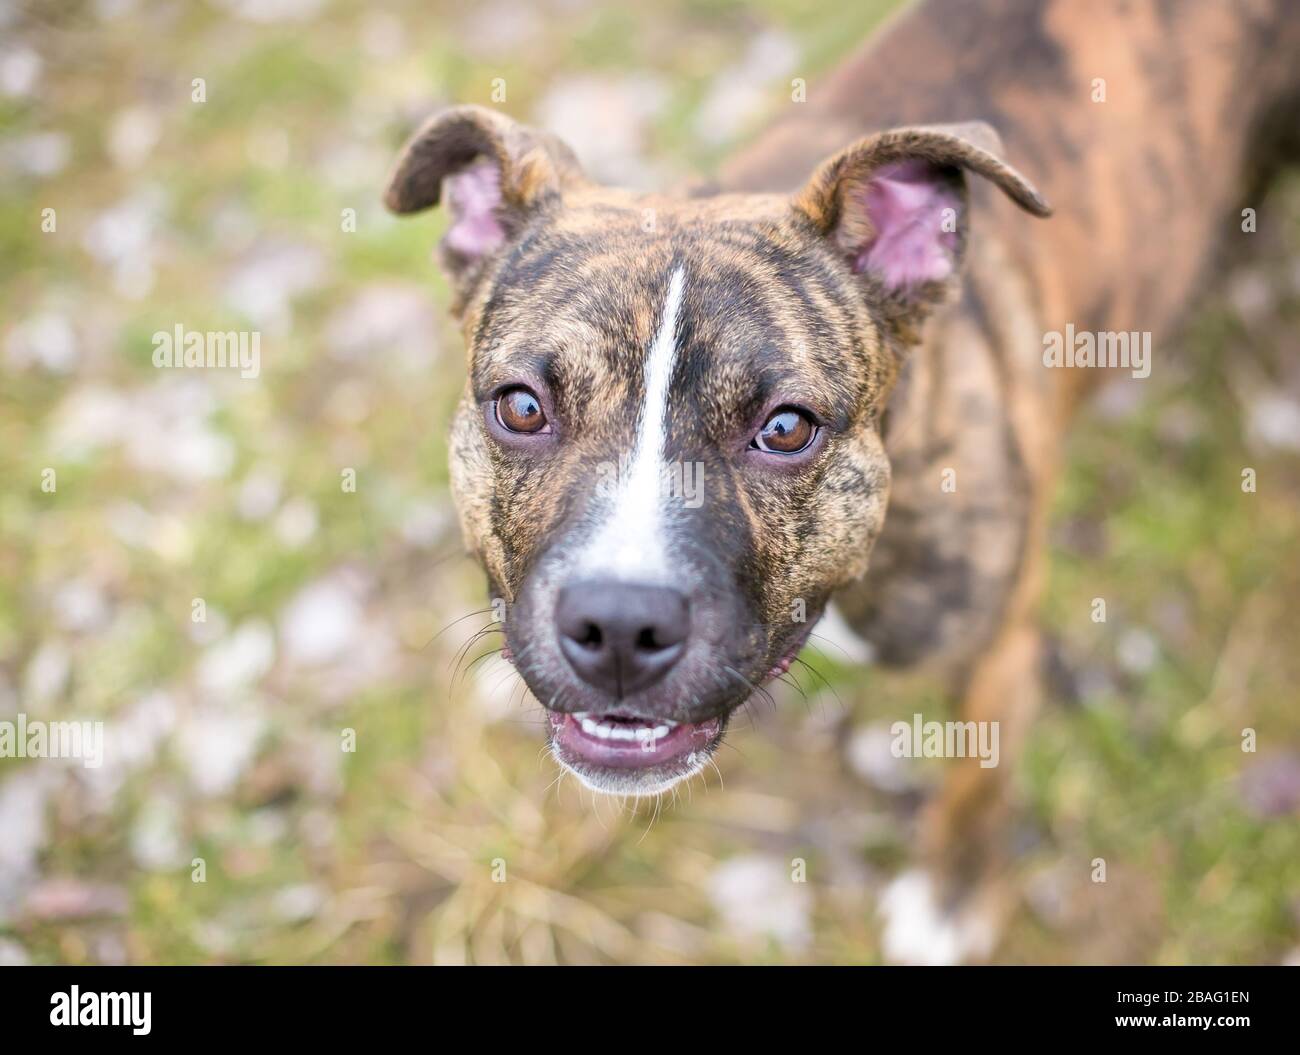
0,0,1296,965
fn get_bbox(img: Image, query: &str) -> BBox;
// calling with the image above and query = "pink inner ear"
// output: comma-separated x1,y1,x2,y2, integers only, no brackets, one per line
444,159,507,260
854,160,961,290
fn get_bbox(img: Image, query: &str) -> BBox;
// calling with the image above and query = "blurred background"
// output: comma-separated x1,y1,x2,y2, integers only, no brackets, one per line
1,0,1298,965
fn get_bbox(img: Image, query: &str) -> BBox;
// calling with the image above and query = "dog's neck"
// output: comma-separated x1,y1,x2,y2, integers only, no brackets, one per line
720,0,1300,344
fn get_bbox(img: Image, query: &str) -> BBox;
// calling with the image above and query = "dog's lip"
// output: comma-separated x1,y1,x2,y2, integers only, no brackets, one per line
764,619,816,681
548,710,723,770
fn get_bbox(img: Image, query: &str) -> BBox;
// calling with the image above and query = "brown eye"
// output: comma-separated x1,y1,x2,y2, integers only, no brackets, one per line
753,407,817,454
495,386,548,434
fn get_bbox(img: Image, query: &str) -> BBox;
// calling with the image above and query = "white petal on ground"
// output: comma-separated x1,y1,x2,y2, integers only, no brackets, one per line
0,939,29,966
1092,375,1149,421
123,381,235,481
197,620,275,696
4,311,78,373
0,46,42,97
534,74,669,189
210,0,325,24
323,282,437,365
82,188,164,266
0,131,70,177
359,12,406,60
399,497,454,549
106,104,162,168
708,854,812,951
129,792,187,870
694,30,799,146
1246,393,1300,453
175,704,266,797
1116,627,1159,675
273,497,318,547
0,770,54,923
48,385,131,458
271,883,325,923
456,1,543,59
280,575,365,667
82,691,178,809
22,640,70,708
51,380,234,481
51,578,110,633
236,466,283,521
23,877,129,920
223,239,328,333
846,722,917,794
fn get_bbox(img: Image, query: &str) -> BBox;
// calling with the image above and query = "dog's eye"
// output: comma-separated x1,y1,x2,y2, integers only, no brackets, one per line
752,407,817,454
495,386,548,434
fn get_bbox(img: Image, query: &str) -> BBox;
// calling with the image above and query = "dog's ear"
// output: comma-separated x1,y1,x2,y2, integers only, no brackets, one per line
384,105,588,311
792,122,1050,342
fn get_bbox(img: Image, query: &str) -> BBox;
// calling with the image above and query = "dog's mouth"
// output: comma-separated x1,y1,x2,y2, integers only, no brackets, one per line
543,624,814,796
547,710,725,791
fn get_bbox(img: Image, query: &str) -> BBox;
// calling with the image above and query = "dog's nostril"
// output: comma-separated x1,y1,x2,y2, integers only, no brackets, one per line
636,626,666,651
555,581,691,696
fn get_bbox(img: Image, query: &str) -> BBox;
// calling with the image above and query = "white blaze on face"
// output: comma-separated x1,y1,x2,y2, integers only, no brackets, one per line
579,266,686,581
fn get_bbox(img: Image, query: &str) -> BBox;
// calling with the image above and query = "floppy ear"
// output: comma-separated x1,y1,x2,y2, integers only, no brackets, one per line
384,105,588,312
792,122,1050,341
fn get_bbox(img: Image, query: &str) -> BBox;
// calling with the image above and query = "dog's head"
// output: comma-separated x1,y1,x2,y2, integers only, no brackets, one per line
386,105,1048,796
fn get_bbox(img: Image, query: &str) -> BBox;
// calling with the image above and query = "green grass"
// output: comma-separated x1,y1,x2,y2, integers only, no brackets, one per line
1,0,1296,965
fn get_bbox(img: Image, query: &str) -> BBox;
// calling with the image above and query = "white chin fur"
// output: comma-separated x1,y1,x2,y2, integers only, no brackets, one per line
550,742,710,798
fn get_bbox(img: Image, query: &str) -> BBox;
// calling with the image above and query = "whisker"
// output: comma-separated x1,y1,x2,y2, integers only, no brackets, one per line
793,655,846,715
422,606,496,651
448,623,504,690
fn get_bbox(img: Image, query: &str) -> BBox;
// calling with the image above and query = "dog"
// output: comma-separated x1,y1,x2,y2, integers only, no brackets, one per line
383,0,1300,962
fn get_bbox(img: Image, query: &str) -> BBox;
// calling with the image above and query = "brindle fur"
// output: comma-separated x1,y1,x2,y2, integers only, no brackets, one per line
387,0,1300,957
721,0,1300,922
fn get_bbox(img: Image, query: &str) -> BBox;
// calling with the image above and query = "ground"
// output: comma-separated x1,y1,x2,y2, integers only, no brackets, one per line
1,0,1297,965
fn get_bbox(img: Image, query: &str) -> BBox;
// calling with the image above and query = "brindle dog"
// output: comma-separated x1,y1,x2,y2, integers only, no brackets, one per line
384,0,1300,962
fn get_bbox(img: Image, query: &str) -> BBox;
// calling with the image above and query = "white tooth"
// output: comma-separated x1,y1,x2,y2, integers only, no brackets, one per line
653,724,670,739
611,726,635,741
634,727,653,742
581,717,599,736
595,723,615,739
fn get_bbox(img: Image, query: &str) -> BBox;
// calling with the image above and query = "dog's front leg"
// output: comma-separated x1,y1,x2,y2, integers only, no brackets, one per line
877,247,1065,965
879,544,1047,965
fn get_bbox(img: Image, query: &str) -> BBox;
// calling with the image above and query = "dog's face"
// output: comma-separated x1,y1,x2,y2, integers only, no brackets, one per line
386,107,1047,796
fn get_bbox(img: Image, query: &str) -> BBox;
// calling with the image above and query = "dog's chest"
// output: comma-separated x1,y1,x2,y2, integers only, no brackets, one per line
835,243,1048,669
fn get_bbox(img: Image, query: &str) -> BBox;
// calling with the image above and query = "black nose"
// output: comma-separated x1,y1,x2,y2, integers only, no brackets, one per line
556,581,690,697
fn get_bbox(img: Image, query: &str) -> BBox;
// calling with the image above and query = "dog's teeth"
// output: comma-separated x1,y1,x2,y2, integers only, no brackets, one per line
576,715,678,743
